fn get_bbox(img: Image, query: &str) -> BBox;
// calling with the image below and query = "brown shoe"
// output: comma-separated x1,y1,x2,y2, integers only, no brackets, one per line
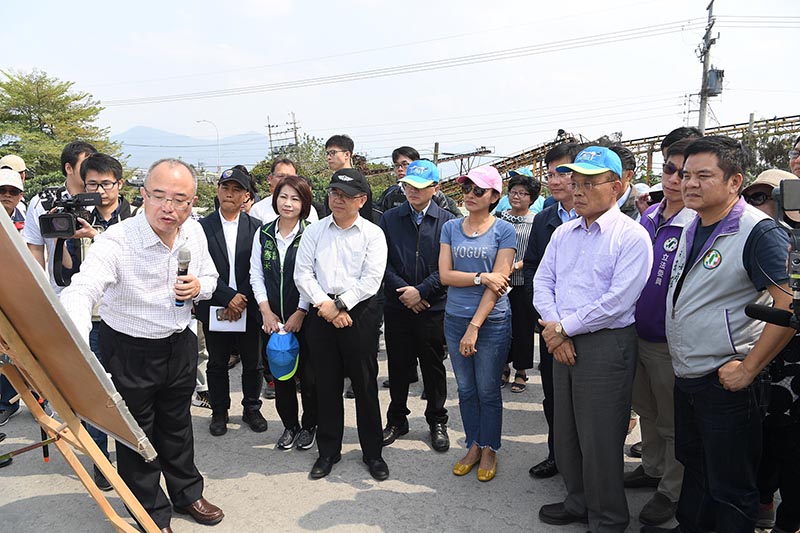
160,528,174,533
173,497,224,525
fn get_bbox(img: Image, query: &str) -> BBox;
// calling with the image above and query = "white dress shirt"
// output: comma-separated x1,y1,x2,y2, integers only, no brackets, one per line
60,213,218,341
293,214,387,310
250,195,319,224
249,220,309,310
219,211,240,290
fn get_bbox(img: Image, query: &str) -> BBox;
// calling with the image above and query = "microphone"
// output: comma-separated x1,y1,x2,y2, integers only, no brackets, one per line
744,304,793,328
175,247,192,307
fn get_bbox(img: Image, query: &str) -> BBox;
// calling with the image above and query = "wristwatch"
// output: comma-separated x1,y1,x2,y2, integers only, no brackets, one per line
555,322,569,339
333,297,348,311
473,273,482,286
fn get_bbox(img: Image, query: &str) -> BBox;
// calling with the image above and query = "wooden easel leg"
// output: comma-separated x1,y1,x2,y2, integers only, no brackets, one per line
1,364,160,533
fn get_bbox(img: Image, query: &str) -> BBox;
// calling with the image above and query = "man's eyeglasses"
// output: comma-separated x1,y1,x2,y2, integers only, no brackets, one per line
85,180,120,192
325,149,348,158
143,187,193,211
461,183,488,198
546,171,572,183
508,190,530,198
328,188,365,200
789,150,800,160
662,161,680,176
568,179,618,192
0,186,22,196
744,191,769,207
394,161,410,170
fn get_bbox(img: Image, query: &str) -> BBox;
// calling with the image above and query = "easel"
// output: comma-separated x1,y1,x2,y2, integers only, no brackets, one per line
0,310,159,533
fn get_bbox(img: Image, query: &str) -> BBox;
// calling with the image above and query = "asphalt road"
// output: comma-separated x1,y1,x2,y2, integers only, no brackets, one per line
0,338,655,532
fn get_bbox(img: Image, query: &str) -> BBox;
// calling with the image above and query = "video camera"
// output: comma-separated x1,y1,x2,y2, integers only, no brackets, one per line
37,186,101,239
745,180,800,330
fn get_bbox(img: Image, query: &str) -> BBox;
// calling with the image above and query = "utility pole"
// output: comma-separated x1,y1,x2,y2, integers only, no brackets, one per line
287,112,300,147
697,0,716,134
266,115,276,156
433,142,440,164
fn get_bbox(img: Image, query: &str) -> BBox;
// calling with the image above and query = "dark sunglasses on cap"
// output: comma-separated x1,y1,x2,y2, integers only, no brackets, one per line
744,191,769,207
461,183,488,198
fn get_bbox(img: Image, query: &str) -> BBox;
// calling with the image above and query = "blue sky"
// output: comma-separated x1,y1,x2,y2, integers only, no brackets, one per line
4,0,798,172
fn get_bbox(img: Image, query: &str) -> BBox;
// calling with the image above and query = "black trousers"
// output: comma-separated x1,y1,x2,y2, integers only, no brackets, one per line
758,420,800,532
202,323,263,414
384,307,447,426
273,328,317,431
539,332,555,460
506,287,534,370
99,323,203,529
305,296,383,460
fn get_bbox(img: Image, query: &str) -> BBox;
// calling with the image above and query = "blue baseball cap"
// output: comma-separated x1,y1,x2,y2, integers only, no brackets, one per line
266,331,300,381
399,160,440,188
508,167,533,178
556,146,622,178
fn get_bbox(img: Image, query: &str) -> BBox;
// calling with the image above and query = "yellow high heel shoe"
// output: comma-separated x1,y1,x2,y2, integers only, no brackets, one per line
477,456,498,482
453,457,480,476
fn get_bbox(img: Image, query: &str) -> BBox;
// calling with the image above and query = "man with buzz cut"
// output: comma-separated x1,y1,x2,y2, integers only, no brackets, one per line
379,159,454,452
644,136,794,533
534,146,652,533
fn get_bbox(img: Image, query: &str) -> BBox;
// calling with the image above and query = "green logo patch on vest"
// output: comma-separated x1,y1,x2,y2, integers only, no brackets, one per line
702,249,722,270
663,237,678,253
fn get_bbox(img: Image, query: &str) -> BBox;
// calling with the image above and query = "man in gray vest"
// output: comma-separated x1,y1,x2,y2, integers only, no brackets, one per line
648,136,795,533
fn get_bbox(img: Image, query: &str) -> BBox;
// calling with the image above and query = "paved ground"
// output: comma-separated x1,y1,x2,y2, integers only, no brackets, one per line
0,338,657,532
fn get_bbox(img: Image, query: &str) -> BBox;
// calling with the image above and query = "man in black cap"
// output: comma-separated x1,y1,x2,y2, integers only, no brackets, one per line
197,168,266,436
294,168,389,480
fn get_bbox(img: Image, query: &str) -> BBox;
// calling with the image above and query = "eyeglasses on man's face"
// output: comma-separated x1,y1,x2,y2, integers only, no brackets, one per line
143,187,193,211
85,180,120,192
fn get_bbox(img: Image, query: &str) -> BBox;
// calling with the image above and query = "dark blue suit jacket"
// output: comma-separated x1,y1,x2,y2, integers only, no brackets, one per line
522,202,562,322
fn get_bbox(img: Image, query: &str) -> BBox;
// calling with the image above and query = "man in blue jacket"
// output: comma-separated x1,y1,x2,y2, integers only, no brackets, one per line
379,159,455,451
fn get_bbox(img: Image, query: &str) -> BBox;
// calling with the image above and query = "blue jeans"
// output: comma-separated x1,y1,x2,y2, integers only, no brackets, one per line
87,322,110,459
674,373,762,533
445,312,511,451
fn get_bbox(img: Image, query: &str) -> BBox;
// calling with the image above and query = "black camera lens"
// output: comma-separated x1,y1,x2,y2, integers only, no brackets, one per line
52,217,71,232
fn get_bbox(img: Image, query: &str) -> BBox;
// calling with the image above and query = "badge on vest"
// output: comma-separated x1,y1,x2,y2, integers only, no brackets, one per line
663,237,678,253
702,249,722,270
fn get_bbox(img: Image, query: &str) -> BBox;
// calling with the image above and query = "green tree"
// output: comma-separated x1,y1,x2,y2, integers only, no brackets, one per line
0,69,122,193
742,129,796,180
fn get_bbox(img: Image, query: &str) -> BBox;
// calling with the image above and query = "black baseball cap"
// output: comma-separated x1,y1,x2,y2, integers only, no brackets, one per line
218,168,250,190
327,168,369,196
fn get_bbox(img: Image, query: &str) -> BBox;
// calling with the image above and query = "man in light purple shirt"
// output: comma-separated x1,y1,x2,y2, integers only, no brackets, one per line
534,146,653,533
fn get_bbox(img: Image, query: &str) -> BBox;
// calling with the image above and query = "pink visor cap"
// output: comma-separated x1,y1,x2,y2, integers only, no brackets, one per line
457,166,503,193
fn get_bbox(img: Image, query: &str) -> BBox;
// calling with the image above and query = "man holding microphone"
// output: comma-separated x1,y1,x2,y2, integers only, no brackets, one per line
61,159,224,533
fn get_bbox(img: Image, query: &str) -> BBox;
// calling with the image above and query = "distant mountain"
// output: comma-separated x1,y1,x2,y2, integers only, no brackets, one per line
112,126,270,171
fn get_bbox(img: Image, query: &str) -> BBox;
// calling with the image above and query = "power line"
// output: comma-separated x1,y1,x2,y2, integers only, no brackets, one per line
103,20,704,107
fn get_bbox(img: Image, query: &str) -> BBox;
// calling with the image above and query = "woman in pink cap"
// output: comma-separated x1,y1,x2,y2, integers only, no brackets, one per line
439,165,516,482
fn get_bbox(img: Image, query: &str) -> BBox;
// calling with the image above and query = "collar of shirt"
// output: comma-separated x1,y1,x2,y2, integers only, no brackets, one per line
136,211,188,251
616,185,632,209
573,204,622,233
328,214,364,232
411,201,431,221
218,210,240,227
275,220,300,245
94,201,123,228
557,202,577,223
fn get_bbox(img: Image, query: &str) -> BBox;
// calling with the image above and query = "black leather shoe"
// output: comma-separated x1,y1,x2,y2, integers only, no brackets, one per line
242,408,268,433
624,465,661,488
382,379,391,388
160,527,174,533
93,465,113,492
629,440,643,458
529,458,558,478
310,454,341,479
173,497,224,525
381,423,409,446
209,411,228,436
430,423,450,452
363,457,389,481
539,502,588,525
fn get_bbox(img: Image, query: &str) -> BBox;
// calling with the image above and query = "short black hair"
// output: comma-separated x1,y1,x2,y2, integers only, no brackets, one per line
665,138,694,160
660,126,702,152
684,135,752,182
391,146,420,163
544,142,582,166
61,141,97,177
325,134,354,153
79,153,123,183
507,176,541,207
270,158,296,174
610,145,636,172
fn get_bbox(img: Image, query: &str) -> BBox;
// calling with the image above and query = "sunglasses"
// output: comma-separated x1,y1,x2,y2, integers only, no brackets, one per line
744,191,769,207
662,161,680,176
0,186,22,196
461,183,488,198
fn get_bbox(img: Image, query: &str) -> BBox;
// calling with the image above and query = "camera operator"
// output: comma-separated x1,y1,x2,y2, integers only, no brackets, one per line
652,137,796,533
741,168,800,533
22,141,97,293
